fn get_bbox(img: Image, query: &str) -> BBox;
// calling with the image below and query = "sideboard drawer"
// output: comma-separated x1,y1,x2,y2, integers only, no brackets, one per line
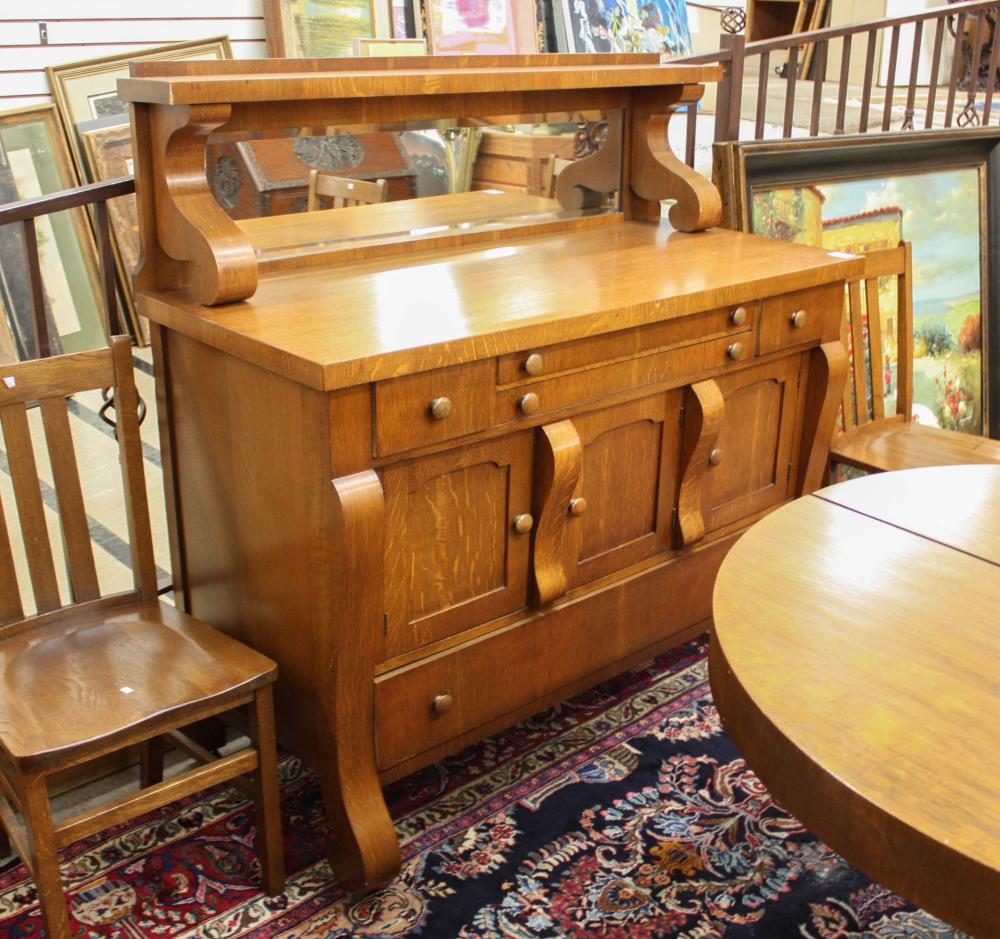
497,304,757,385
758,284,841,355
495,333,750,423
374,360,495,455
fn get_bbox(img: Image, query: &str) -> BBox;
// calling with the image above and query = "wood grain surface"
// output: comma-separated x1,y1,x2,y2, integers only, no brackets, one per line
712,464,1000,938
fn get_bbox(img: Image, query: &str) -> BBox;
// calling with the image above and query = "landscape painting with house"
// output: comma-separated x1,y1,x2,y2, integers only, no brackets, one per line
751,168,985,435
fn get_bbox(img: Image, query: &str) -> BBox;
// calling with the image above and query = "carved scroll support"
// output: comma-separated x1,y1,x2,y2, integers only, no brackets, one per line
629,84,722,231
533,420,583,605
149,104,258,305
322,471,401,891
675,380,725,547
556,110,624,211
797,341,849,495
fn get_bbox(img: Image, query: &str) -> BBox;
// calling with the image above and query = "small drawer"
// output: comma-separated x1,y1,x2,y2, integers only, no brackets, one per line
374,360,494,456
497,304,758,385
496,333,751,423
758,284,841,355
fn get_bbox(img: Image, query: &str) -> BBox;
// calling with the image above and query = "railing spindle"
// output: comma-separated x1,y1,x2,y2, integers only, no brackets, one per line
94,200,121,337
982,15,1000,122
882,24,901,130
20,219,51,359
945,12,967,126
925,16,946,127
810,40,827,136
835,33,852,134
783,44,800,137
755,49,771,139
859,29,878,132
903,19,923,129
966,11,988,119
724,33,746,142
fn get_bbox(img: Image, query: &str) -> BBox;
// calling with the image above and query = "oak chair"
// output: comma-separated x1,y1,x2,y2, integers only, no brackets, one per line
831,241,1000,473
0,337,285,939
306,170,389,211
544,155,575,198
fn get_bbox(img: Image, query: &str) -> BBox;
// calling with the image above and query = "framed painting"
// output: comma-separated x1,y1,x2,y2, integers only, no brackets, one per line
353,37,427,54
717,130,1000,439
424,0,538,54
264,0,387,57
47,37,232,181
554,0,691,55
0,105,106,360
78,116,143,342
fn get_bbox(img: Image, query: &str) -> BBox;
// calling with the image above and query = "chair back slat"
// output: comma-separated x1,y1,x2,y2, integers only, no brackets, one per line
0,404,60,615
840,300,854,432
866,276,885,421
39,397,100,602
111,337,158,601
0,498,24,624
0,350,115,408
307,171,389,211
897,242,914,421
847,280,867,425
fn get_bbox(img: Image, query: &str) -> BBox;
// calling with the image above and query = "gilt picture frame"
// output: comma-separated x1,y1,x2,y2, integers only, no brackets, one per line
47,36,233,182
0,105,106,360
716,130,1000,439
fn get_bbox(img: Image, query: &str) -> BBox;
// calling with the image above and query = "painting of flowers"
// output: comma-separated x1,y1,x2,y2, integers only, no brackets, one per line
425,0,538,54
751,168,985,435
557,0,692,55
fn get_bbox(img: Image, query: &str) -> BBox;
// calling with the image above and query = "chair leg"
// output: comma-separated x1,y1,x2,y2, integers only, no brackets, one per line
248,685,285,896
140,735,165,787
21,774,72,939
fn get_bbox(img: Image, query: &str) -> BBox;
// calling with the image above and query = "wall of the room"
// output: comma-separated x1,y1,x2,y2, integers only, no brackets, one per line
0,0,268,112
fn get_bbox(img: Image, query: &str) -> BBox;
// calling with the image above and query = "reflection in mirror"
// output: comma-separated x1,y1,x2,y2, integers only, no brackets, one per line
204,111,624,263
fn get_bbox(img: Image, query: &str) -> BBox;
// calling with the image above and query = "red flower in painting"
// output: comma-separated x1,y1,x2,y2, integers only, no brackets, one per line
456,0,491,29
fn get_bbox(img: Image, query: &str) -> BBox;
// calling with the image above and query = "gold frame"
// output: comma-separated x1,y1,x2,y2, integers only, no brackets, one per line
47,36,233,181
715,130,996,436
0,105,105,359
263,0,385,57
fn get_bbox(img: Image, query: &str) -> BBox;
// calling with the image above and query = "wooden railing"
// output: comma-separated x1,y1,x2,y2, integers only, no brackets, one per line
675,0,1000,161
0,177,134,358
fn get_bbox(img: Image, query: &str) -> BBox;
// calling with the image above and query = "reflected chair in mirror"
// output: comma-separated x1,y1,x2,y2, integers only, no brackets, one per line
830,241,1000,476
0,337,285,939
306,170,389,210
544,155,575,199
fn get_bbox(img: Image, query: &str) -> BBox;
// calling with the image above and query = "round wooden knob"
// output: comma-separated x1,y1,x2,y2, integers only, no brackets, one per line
568,497,588,517
429,396,453,420
432,693,453,715
790,309,807,329
523,353,544,376
513,513,534,534
727,341,745,361
518,392,541,416
709,448,722,467
729,306,747,327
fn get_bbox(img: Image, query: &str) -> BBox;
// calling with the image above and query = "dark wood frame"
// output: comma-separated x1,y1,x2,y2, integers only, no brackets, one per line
715,128,1000,438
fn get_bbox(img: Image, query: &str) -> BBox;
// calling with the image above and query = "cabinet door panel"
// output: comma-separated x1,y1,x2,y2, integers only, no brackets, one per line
570,391,683,587
706,356,802,532
383,433,533,658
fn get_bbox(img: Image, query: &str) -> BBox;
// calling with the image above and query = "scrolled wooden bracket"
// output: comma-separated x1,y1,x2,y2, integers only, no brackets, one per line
675,380,725,548
556,109,624,211
797,341,849,496
321,471,401,891
532,420,582,605
629,84,723,231
150,103,258,306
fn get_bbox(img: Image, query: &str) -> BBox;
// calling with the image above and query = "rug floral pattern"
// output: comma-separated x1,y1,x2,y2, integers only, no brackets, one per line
0,640,966,938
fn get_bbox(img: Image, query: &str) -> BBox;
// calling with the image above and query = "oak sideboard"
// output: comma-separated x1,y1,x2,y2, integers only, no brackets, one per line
120,55,857,891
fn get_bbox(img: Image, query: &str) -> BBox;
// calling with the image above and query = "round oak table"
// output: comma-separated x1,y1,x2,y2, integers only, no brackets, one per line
711,465,1000,937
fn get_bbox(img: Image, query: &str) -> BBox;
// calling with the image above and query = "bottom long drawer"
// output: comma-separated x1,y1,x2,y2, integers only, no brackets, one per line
374,535,734,771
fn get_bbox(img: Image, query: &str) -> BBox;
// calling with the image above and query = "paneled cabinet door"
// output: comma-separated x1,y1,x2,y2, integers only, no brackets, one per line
382,432,534,659
569,391,683,587
704,355,804,532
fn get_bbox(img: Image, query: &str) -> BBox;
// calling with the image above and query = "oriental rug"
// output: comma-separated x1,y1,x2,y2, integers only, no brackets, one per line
0,638,965,938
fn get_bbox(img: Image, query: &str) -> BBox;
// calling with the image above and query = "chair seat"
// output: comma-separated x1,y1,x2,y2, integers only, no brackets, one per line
0,599,276,770
832,420,1000,473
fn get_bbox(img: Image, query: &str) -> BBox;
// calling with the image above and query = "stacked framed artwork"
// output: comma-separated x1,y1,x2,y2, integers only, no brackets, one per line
716,130,1000,439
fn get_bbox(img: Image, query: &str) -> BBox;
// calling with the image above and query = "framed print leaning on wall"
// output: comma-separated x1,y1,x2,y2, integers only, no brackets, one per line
47,36,232,181
554,0,691,55
424,0,538,54
716,130,1000,439
265,0,386,56
0,106,106,360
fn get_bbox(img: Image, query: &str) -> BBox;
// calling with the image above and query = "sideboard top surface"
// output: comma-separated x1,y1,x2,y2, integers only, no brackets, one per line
139,222,860,391
119,57,723,105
